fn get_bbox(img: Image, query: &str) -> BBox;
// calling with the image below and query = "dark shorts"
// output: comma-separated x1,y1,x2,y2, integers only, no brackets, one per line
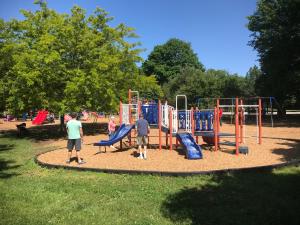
137,136,148,146
67,139,81,151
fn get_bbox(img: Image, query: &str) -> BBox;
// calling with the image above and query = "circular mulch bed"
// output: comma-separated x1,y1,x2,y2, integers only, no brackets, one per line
34,121,300,175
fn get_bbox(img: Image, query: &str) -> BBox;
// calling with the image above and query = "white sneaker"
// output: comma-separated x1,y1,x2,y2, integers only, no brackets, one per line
139,153,143,159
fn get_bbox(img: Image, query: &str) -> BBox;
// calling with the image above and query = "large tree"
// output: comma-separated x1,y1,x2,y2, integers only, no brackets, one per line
248,0,300,109
142,38,205,85
0,1,162,115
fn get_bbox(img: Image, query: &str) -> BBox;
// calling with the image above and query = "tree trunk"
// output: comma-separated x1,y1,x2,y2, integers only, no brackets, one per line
60,114,65,133
277,107,286,118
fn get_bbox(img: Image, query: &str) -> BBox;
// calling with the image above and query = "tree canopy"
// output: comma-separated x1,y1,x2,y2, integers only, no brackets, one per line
248,0,300,108
0,1,162,114
163,67,248,106
142,38,205,85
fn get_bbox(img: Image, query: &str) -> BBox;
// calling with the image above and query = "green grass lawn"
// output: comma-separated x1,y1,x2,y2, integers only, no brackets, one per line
0,133,300,225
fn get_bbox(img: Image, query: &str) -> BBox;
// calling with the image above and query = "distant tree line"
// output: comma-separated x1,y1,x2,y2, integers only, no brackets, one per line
142,38,262,106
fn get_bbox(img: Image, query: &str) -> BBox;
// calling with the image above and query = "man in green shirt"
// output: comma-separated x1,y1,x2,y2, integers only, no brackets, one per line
66,112,85,164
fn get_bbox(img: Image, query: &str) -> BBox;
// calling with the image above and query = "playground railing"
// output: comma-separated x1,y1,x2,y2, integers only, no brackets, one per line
121,103,139,125
161,104,174,129
172,110,178,133
185,110,192,133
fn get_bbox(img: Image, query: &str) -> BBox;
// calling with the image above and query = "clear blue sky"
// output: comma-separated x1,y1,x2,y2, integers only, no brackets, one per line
0,0,259,76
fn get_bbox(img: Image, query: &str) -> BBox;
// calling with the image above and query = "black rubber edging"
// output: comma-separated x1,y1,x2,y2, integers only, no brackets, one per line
34,149,300,177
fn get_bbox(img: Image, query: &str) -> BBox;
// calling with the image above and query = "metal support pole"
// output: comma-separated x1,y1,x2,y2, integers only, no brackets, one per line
216,99,220,137
169,108,173,151
214,107,218,151
128,89,131,104
235,97,239,155
240,99,244,144
191,107,194,136
270,97,274,127
158,100,162,151
259,98,262,144
166,132,168,146
128,90,132,146
119,100,122,125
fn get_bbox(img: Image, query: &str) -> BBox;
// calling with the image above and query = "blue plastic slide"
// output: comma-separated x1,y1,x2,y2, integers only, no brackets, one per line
176,133,203,159
93,124,134,147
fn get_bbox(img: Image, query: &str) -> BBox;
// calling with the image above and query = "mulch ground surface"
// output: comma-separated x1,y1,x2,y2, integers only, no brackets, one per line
1,118,300,173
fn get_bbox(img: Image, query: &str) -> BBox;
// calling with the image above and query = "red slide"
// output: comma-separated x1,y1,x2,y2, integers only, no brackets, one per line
32,110,48,125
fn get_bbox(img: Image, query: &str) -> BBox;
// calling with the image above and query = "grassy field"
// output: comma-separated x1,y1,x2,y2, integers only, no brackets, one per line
1,132,300,225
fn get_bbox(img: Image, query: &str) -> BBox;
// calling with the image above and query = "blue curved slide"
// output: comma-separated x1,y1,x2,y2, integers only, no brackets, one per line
176,133,203,159
93,124,134,147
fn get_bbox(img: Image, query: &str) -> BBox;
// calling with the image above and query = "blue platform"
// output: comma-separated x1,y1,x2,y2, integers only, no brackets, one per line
142,103,158,125
194,111,214,131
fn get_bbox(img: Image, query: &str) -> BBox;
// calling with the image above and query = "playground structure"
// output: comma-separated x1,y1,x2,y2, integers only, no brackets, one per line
117,90,263,158
33,90,300,174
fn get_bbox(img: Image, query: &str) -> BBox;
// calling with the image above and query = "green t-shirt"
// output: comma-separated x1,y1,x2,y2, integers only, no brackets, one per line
66,119,82,139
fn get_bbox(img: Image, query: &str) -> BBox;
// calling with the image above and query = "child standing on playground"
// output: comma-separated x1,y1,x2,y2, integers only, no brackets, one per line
108,116,116,149
219,108,223,126
66,112,85,165
136,114,150,159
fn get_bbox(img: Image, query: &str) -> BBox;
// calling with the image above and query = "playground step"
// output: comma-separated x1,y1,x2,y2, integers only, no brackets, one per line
239,146,249,154
219,141,236,146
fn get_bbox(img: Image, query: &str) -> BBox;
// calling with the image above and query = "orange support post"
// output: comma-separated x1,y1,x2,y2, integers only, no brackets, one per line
195,107,198,144
158,100,162,150
138,101,141,117
216,99,220,137
258,97,262,144
128,90,132,146
169,108,173,151
235,97,239,155
214,107,218,151
128,89,131,104
240,99,244,144
119,100,123,125
191,107,194,136
166,132,168,146
119,100,123,149
129,119,132,146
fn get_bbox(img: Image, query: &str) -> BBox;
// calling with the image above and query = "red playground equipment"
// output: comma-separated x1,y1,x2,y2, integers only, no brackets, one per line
32,110,48,125
119,90,263,157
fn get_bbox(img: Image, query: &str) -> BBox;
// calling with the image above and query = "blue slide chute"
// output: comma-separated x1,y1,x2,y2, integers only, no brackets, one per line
176,133,203,159
93,124,134,146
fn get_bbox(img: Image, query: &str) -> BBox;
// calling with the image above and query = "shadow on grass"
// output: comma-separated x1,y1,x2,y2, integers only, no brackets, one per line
0,158,20,179
0,144,15,152
161,170,300,225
